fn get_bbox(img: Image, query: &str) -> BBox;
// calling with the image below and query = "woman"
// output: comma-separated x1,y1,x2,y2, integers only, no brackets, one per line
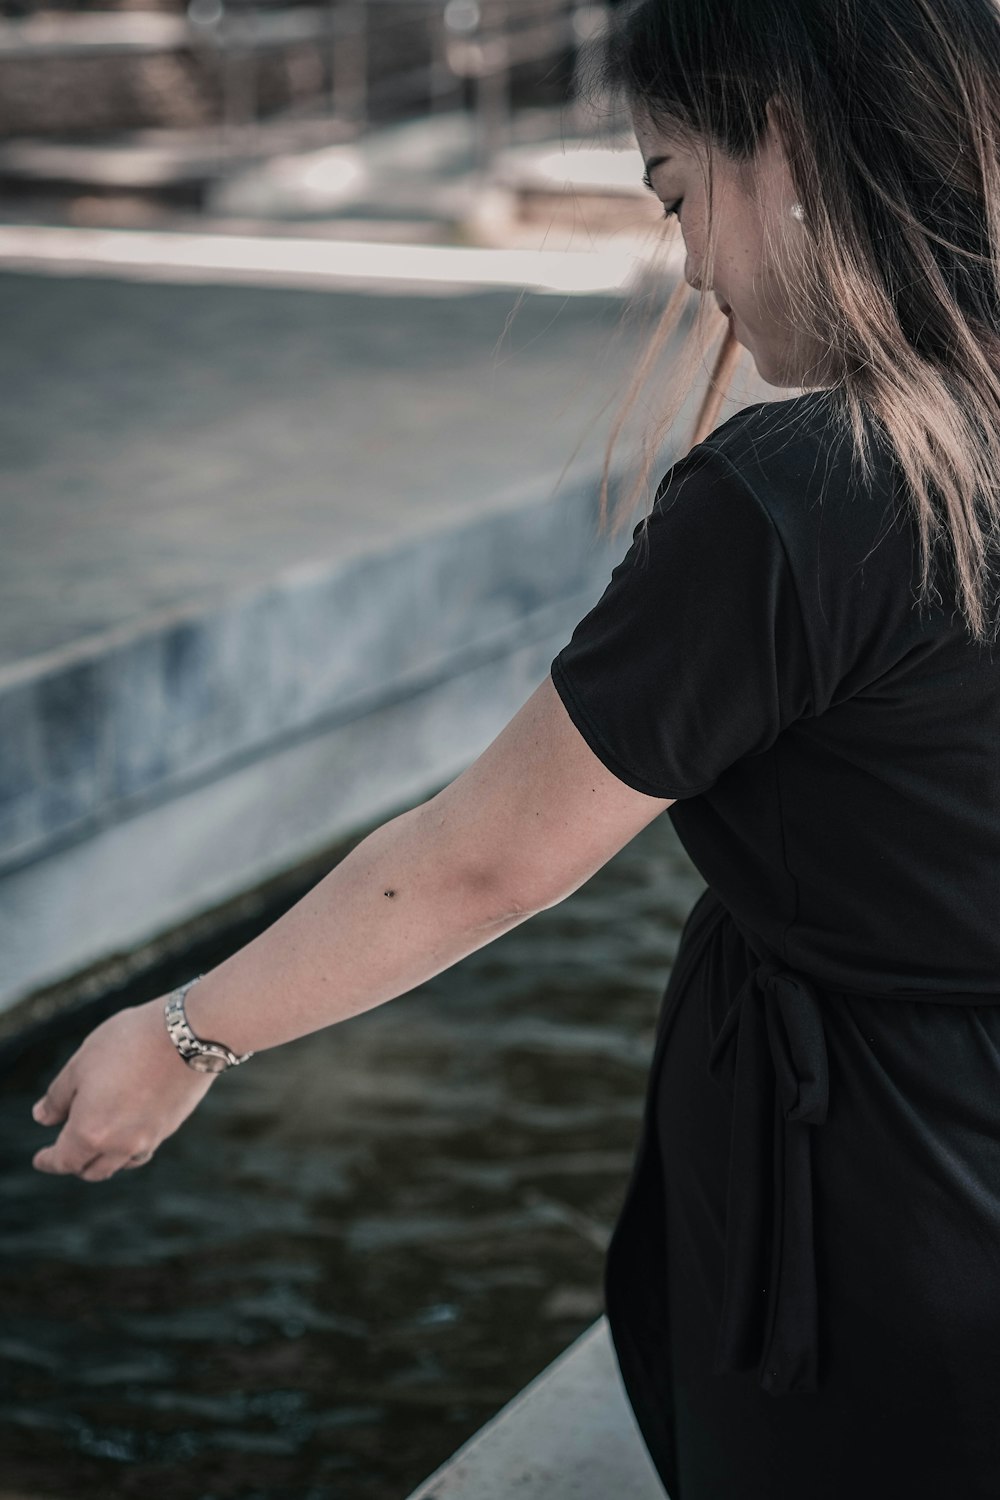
29,0,1000,1495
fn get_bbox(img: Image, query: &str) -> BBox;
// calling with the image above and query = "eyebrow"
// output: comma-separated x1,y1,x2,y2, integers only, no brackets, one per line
641,154,672,190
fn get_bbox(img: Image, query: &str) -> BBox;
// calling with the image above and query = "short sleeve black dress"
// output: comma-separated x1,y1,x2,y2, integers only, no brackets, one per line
549,389,1000,1500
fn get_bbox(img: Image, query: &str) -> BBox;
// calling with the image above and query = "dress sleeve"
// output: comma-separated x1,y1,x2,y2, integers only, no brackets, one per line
549,443,818,799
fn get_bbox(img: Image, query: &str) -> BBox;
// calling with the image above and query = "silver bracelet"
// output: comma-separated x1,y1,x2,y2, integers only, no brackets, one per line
163,974,255,1074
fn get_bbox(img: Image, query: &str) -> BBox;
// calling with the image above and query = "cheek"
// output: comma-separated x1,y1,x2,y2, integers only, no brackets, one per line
724,236,770,319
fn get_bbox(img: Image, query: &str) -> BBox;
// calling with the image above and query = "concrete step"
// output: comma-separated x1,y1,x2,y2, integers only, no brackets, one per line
401,1317,667,1499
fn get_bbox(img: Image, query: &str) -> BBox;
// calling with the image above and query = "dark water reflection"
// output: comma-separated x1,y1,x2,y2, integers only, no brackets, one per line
0,811,705,1500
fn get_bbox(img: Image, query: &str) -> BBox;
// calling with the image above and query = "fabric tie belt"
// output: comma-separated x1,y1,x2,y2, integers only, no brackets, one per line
681,894,1000,1398
706,916,830,1398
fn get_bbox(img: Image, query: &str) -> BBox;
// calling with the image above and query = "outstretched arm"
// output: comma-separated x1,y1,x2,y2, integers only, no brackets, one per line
183,671,675,1056
31,673,675,1180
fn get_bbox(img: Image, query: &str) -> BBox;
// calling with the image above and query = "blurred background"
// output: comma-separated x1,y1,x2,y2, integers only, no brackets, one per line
0,6,762,1497
0,0,661,237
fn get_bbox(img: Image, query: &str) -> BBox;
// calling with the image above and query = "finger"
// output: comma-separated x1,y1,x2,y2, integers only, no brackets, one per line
32,1083,74,1127
32,1144,118,1181
82,1147,154,1180
32,1144,79,1176
32,1128,108,1174
32,1046,84,1123
33,1140,155,1179
122,1148,155,1168
80,1149,139,1182
31,1138,96,1175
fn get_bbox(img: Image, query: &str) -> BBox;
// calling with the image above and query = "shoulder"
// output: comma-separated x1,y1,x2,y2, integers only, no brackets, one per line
690,388,899,526
650,391,842,520
689,390,859,508
702,388,841,464
683,391,931,704
658,389,906,577
640,392,842,565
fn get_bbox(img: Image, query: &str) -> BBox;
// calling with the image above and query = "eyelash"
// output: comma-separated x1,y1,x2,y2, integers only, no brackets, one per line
641,171,683,221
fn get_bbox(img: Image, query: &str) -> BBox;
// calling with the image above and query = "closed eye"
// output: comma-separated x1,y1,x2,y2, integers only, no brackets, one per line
640,171,682,222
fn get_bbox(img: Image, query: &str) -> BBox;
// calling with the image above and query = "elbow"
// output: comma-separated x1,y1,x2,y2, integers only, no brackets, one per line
413,795,561,927
475,864,575,924
461,864,549,928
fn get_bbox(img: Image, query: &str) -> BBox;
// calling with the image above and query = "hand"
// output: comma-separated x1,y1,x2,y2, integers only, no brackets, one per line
30,997,218,1182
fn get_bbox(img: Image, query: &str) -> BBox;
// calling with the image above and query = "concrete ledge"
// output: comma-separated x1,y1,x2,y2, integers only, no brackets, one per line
402,1316,667,1500
0,464,628,883
0,606,601,1012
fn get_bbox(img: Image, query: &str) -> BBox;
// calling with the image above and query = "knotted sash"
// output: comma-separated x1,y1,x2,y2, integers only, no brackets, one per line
647,891,996,1399
706,918,830,1396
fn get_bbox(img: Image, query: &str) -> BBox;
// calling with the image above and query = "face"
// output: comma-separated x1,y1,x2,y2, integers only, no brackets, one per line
632,99,837,390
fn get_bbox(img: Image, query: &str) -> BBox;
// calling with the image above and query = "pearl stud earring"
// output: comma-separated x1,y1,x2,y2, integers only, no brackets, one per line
790,201,806,221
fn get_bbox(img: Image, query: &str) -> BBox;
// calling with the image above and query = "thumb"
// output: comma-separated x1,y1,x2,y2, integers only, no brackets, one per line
31,1052,78,1125
32,1093,67,1125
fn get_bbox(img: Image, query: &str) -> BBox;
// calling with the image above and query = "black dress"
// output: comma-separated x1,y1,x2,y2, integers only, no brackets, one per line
549,390,1000,1499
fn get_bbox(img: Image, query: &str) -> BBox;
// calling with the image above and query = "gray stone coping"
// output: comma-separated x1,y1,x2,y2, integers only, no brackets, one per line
402,1317,667,1499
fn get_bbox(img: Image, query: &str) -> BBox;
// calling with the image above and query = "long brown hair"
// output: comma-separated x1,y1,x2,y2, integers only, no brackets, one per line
585,0,1000,644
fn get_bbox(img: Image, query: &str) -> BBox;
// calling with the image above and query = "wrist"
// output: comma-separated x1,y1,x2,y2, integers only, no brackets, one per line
135,994,212,1079
164,972,257,1071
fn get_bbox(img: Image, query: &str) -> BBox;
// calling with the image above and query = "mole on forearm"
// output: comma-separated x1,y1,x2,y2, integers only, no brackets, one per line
384,889,396,898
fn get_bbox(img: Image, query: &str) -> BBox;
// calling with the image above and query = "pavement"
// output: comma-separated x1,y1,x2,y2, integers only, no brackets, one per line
0,269,661,674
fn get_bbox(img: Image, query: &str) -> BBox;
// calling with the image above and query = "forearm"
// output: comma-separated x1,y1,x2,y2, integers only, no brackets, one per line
181,800,541,1057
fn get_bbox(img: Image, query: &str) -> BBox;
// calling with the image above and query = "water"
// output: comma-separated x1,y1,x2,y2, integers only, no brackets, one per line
0,811,705,1500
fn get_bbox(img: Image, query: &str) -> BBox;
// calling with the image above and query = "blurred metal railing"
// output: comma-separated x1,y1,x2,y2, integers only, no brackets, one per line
0,1,612,165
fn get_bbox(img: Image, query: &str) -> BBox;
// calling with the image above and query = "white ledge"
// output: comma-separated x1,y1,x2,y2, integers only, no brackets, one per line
402,1316,667,1500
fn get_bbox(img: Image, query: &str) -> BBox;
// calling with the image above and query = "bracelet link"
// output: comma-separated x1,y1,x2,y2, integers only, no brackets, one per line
164,975,255,1074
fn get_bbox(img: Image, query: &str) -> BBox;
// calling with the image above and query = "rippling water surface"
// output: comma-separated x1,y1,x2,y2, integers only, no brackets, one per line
0,811,705,1500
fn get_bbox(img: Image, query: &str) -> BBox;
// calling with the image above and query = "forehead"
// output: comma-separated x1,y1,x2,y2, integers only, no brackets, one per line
630,105,699,165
